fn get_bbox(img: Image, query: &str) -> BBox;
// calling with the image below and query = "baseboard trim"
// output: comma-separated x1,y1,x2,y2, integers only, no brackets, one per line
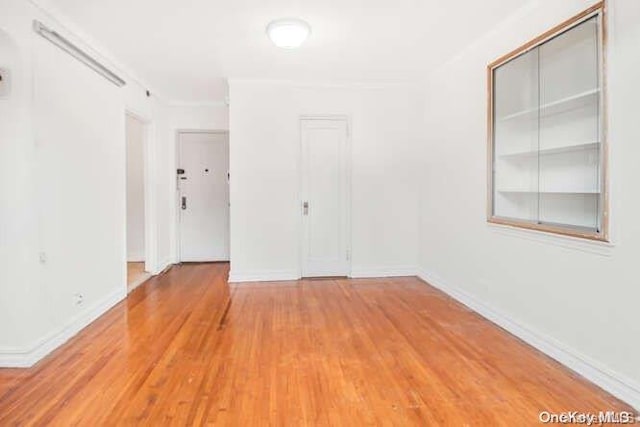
154,257,174,275
417,268,640,410
126,254,145,263
229,270,300,283
127,273,153,294
350,266,417,278
0,287,126,368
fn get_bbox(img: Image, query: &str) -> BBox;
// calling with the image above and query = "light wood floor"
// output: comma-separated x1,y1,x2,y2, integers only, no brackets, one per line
127,261,150,292
0,263,631,425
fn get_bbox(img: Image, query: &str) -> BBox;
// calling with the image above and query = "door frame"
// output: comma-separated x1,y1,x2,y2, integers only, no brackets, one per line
174,129,230,263
297,115,353,278
124,109,157,276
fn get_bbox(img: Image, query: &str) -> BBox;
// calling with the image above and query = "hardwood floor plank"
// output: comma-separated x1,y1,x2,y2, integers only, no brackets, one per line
0,263,632,425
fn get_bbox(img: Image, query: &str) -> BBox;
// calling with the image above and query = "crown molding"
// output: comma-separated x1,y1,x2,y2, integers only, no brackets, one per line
227,77,422,90
168,100,228,108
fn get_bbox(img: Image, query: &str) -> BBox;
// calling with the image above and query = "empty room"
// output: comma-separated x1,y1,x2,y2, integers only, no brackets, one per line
0,0,638,425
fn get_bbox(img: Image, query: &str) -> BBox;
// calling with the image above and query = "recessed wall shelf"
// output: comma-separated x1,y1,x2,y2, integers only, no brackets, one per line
499,142,600,158
498,190,600,194
487,2,608,241
498,88,600,121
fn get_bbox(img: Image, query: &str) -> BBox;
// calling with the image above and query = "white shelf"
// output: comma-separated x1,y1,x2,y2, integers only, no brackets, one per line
498,189,600,194
499,142,599,158
498,88,599,122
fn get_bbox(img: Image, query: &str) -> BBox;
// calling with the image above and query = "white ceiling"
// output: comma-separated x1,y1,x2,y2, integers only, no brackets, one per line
50,0,530,103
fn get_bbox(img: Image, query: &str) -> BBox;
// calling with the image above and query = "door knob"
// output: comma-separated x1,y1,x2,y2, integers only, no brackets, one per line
303,201,309,215
181,196,187,210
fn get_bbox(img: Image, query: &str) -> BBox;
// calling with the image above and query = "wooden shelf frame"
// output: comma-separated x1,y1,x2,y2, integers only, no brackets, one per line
487,2,609,242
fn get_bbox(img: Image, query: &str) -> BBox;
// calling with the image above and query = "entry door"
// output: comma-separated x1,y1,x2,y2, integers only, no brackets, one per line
300,118,350,277
178,132,229,262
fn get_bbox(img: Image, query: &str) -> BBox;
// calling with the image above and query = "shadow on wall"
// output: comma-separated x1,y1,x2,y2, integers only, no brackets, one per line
0,29,17,100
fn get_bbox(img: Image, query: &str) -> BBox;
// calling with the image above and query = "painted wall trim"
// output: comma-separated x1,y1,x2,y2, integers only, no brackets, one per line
228,270,300,283
168,101,227,108
154,257,174,275
127,273,152,294
417,268,640,410
488,222,615,257
176,129,229,135
227,78,422,90
124,110,159,276
350,266,418,278
126,253,145,262
0,287,126,368
229,267,419,282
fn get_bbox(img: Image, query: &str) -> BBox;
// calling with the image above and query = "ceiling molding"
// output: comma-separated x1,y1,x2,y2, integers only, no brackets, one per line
226,77,423,90
168,101,228,108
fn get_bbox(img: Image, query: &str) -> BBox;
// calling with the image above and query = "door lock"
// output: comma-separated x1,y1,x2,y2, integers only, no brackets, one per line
303,201,309,215
181,196,187,210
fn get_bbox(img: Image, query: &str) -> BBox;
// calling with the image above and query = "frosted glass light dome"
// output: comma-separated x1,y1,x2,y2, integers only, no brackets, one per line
266,19,311,49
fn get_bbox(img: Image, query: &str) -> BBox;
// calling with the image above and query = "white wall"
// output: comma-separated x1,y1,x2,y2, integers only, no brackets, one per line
32,25,126,347
0,1,40,351
0,0,172,366
169,104,229,132
228,80,422,281
418,0,640,408
126,114,146,262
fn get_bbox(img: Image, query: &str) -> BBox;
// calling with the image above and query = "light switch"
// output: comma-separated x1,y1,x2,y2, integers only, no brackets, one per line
0,68,10,98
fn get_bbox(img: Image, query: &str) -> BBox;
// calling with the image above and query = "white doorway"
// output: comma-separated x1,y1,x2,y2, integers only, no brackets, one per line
177,131,230,262
126,113,151,291
300,117,351,277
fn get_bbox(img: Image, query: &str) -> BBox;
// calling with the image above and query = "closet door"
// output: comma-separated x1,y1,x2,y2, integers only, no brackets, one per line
300,118,350,277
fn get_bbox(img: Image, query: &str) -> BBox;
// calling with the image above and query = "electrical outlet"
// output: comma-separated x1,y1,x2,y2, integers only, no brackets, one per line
73,293,84,306
38,252,47,264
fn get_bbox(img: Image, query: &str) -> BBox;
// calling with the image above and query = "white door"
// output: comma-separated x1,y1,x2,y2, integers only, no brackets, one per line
178,132,229,262
300,118,350,277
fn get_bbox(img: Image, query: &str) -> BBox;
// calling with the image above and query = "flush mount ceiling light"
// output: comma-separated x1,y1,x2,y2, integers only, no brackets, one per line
266,18,311,49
